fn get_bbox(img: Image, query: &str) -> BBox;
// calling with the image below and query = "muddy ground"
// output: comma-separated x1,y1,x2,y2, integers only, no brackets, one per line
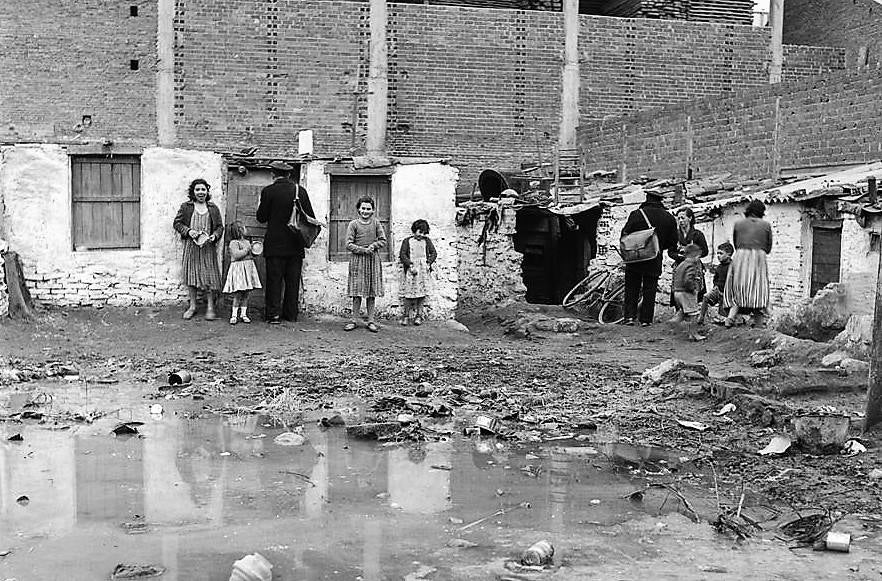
1,304,881,580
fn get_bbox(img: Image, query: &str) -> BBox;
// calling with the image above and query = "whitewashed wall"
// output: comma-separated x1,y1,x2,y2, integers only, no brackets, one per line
455,208,525,309
0,144,223,308
300,161,459,319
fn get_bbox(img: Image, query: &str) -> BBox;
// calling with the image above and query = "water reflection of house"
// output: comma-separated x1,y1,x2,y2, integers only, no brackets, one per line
0,430,76,536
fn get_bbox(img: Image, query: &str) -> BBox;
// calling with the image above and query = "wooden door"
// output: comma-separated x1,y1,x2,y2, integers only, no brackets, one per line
328,176,392,262
225,169,273,311
810,226,842,296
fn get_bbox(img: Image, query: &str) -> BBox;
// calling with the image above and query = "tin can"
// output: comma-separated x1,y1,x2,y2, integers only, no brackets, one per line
474,415,499,433
168,370,192,385
251,241,264,256
825,531,851,552
521,539,554,566
229,552,273,581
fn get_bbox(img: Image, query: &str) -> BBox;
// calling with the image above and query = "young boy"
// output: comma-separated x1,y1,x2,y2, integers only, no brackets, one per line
698,242,734,325
672,243,706,341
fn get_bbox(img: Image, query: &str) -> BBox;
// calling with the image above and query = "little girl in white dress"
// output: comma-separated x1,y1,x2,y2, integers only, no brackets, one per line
223,221,262,324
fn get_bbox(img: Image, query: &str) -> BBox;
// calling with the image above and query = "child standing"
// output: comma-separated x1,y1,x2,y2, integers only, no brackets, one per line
672,243,706,341
398,219,437,326
698,242,734,325
344,196,387,333
222,221,262,325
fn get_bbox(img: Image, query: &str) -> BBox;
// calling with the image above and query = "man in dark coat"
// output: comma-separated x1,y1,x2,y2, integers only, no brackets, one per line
256,160,316,323
620,190,678,326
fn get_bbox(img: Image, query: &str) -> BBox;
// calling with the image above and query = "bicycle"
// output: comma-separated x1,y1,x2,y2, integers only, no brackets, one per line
561,247,641,325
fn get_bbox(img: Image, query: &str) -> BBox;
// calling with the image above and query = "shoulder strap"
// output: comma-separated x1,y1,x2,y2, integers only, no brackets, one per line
294,183,300,202
639,208,653,229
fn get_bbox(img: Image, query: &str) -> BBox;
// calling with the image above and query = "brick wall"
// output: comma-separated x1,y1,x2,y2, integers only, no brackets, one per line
173,2,807,193
784,0,882,68
0,0,156,144
579,66,878,181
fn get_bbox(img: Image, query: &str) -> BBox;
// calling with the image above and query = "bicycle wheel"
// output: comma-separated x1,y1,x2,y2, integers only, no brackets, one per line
598,284,626,325
562,270,609,308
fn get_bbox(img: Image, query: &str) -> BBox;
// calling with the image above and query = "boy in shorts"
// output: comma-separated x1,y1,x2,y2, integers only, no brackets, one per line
672,243,706,341
698,242,734,325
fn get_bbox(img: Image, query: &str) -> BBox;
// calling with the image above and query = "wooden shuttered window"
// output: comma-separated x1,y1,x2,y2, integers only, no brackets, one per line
328,176,392,262
71,155,141,250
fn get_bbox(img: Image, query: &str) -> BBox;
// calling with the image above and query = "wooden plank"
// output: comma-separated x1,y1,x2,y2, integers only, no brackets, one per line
121,202,140,247
99,162,113,199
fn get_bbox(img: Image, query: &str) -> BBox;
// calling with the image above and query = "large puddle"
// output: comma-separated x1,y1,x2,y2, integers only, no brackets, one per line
1,383,874,580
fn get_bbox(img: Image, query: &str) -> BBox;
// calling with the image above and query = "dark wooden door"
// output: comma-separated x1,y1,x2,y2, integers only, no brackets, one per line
225,169,273,311
810,226,842,296
329,176,392,262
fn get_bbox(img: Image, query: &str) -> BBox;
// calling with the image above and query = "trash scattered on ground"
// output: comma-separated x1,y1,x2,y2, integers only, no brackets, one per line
16,495,29,506
397,413,416,424
7,433,23,441
228,552,272,581
642,359,708,386
473,415,500,435
758,435,792,456
794,413,849,452
868,468,882,480
841,440,867,456
120,515,148,535
318,413,345,427
111,422,143,436
273,432,306,446
713,403,736,416
780,511,833,548
346,422,401,440
824,531,851,552
676,419,709,431
110,563,167,580
149,404,163,415
521,539,554,566
167,371,192,385
749,349,781,368
446,538,478,548
0,548,11,558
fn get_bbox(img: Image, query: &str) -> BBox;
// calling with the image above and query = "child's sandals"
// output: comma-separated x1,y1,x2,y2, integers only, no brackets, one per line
344,322,357,332
183,306,197,320
399,317,409,326
413,317,423,326
366,322,379,333
229,316,238,325
241,315,251,324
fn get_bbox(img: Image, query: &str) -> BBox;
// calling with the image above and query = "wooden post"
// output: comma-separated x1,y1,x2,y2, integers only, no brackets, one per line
3,251,35,320
553,146,560,205
865,244,882,431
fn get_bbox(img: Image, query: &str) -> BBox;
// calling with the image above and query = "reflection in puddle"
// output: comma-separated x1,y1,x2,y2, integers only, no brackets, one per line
0,407,695,580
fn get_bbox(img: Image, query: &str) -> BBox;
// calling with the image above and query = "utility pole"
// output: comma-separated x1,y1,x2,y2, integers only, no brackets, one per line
865,178,882,430
366,0,388,155
769,0,784,84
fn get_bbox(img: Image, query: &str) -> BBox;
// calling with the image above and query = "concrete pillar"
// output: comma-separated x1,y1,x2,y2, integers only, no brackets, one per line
559,0,580,150
156,0,175,146
366,0,388,155
769,0,784,84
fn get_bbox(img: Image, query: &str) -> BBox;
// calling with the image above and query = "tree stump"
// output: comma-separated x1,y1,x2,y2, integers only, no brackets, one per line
2,251,35,320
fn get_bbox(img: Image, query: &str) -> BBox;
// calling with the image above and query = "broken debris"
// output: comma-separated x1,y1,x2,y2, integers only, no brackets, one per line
521,539,554,566
758,435,792,456
111,563,166,579
228,553,272,581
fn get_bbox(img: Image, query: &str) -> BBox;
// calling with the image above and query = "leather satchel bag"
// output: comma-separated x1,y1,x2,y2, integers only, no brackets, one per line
619,208,660,264
287,184,322,248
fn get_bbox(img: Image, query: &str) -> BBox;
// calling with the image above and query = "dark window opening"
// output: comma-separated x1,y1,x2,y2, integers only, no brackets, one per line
130,59,139,71
130,5,138,16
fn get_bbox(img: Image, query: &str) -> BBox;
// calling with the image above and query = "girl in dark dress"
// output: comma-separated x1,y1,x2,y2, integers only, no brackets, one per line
668,207,708,322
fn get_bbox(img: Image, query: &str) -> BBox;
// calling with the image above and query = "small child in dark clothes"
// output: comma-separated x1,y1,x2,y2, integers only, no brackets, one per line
672,243,706,341
698,241,734,325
